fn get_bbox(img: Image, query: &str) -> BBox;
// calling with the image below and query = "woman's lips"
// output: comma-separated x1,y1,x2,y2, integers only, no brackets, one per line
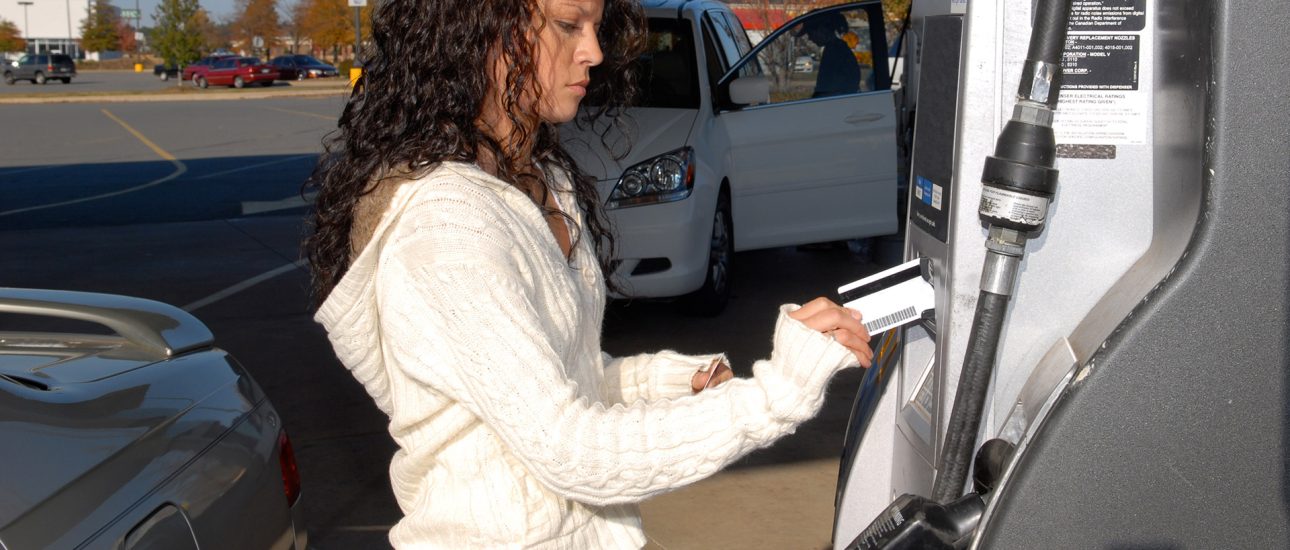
570,80,590,95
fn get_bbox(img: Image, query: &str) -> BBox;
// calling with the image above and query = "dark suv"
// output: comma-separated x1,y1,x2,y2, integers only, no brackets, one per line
3,53,76,85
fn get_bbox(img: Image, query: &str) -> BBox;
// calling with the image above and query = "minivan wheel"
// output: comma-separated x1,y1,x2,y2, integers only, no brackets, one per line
233,76,245,89
3,72,13,85
683,192,733,316
34,72,46,85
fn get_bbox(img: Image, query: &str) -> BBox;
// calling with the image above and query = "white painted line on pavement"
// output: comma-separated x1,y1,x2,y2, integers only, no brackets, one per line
0,109,187,217
0,165,59,177
183,259,307,312
194,154,316,180
260,105,339,121
241,191,318,215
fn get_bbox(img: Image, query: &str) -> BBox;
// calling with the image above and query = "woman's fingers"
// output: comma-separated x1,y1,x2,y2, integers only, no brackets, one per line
792,298,869,342
791,297,874,366
832,329,874,367
692,361,735,393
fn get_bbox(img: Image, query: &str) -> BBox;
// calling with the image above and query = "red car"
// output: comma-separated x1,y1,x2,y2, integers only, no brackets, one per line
195,57,279,89
181,54,235,83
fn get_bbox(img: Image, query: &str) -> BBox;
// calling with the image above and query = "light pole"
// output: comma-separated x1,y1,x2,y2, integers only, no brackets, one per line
65,0,73,57
18,1,32,53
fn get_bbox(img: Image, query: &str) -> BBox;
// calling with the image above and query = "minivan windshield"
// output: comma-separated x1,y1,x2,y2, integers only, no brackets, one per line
587,18,699,109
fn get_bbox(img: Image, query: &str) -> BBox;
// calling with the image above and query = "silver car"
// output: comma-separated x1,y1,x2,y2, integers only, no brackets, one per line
0,288,307,549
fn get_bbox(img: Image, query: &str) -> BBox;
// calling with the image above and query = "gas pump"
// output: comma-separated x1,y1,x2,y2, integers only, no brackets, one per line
833,0,1290,548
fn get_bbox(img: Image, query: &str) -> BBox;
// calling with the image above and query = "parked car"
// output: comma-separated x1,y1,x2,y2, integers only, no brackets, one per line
270,54,339,81
793,54,817,73
195,57,279,89
0,288,307,548
3,53,76,85
153,63,179,80
181,54,236,83
562,0,896,313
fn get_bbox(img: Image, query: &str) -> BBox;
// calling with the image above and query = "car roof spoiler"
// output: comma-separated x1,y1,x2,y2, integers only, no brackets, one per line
0,288,215,359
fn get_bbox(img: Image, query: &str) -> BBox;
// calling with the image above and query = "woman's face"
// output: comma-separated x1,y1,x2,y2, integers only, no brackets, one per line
532,0,604,123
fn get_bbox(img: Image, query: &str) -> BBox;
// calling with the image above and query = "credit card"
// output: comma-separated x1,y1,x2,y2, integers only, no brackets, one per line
837,258,934,335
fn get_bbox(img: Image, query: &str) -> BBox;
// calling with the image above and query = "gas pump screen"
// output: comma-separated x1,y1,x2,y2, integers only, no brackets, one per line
837,259,934,335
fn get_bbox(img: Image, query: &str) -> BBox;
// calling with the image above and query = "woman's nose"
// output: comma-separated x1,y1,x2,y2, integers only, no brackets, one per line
579,32,604,67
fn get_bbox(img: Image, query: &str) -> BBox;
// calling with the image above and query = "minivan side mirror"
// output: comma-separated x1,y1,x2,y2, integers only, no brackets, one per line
729,75,770,106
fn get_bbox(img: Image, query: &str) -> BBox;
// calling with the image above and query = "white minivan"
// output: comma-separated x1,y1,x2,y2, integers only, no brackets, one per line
563,0,898,314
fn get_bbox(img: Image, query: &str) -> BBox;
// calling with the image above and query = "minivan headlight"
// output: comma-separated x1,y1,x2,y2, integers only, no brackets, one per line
606,147,695,210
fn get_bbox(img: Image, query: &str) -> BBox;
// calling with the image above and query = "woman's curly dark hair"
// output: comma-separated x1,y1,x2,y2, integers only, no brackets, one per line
304,0,646,303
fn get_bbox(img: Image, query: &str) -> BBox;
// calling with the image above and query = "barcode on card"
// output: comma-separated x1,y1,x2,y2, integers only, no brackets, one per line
864,306,918,333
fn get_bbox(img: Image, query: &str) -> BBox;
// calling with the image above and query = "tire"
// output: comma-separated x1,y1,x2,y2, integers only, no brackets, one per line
196,76,208,89
260,80,273,87
60,78,70,84
159,72,169,81
233,76,244,89
296,72,304,81
34,72,46,85
3,72,13,85
682,191,734,316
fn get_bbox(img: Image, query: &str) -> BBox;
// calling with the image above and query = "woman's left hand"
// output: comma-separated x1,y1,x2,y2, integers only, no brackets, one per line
692,359,734,393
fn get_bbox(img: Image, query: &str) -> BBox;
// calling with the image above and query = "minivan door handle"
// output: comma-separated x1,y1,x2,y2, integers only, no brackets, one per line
844,112,884,124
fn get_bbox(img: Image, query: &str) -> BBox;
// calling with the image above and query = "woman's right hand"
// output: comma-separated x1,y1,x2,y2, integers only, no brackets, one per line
789,297,873,368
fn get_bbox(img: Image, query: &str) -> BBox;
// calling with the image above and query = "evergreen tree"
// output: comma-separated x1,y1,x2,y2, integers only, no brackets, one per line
151,0,204,66
0,18,24,52
81,0,122,53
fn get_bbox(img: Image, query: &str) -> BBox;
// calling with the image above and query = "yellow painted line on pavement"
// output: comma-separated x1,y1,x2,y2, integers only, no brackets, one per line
0,109,188,217
260,105,339,122
101,108,179,161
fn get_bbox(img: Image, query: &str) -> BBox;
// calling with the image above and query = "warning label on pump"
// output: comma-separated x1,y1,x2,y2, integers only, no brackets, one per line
1070,0,1146,32
1053,90,1147,145
1063,34,1140,90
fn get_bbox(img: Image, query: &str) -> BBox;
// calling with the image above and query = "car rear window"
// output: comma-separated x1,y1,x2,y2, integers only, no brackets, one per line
586,17,700,110
51,55,72,64
293,55,322,65
240,57,262,65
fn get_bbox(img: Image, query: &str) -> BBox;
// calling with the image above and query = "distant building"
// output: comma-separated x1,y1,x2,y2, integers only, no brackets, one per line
0,0,90,57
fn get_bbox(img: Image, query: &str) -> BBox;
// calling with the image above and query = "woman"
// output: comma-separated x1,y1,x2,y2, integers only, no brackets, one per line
799,11,862,98
305,0,873,546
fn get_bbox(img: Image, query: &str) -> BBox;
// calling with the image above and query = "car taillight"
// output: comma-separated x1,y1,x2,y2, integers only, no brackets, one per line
278,429,301,507
46,65,53,71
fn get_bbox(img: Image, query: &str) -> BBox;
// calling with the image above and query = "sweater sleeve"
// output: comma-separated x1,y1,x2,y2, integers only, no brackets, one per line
600,350,727,404
377,227,857,507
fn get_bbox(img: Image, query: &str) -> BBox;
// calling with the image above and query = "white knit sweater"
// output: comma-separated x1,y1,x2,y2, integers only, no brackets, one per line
315,162,859,549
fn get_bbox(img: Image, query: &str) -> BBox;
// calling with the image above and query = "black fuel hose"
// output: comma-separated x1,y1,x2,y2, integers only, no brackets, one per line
930,0,1072,504
1028,0,1072,68
931,291,1010,503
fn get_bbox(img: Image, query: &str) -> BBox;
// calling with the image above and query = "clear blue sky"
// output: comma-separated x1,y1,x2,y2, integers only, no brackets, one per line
119,0,266,25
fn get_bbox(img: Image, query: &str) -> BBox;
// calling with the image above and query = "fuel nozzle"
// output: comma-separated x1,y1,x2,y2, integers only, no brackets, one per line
843,493,986,550
976,3,1069,237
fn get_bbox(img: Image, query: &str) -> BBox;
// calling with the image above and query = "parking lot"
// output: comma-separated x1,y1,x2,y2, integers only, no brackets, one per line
1,91,891,549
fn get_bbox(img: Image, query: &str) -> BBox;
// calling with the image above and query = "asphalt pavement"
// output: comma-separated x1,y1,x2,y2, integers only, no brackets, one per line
0,68,343,95
1,87,895,549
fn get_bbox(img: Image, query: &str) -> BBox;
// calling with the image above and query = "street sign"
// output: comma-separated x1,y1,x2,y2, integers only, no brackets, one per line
121,8,140,18
252,36,264,48
347,0,367,6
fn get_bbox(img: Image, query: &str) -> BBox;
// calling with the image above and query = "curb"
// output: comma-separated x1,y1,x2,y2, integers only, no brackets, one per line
0,87,350,105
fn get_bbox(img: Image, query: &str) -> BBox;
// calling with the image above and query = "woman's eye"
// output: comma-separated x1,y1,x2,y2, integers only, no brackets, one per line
556,21,579,33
